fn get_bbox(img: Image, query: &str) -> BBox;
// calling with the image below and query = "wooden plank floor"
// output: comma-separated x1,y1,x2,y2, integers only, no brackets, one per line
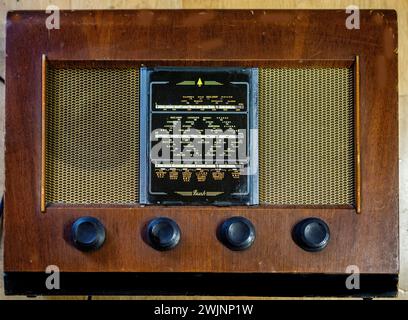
0,0,407,300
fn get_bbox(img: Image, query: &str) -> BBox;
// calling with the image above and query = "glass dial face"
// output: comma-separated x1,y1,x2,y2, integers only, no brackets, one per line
140,67,258,205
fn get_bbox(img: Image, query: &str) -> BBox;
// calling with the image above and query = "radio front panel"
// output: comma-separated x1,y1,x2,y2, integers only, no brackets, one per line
44,65,355,207
4,10,398,296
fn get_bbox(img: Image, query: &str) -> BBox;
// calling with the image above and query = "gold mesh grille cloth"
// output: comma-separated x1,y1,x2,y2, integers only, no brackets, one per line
45,68,139,204
259,68,355,205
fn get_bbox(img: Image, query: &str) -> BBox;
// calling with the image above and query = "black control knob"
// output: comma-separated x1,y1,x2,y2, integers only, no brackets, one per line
292,217,330,252
219,216,255,251
71,217,106,251
146,217,181,251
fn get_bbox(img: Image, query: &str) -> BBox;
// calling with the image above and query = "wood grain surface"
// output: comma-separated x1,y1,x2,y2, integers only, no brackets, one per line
0,0,406,300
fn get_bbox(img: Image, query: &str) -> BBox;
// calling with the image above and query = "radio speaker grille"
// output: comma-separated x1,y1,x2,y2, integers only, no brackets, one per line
45,67,139,204
259,67,355,205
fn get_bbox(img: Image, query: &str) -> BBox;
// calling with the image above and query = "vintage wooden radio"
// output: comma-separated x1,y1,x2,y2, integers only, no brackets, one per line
3,9,398,296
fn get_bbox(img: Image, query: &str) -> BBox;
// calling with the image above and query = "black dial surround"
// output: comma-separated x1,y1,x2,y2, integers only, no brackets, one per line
139,67,258,206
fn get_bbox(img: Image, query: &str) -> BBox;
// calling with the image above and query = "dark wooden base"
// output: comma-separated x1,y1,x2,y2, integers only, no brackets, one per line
4,272,398,297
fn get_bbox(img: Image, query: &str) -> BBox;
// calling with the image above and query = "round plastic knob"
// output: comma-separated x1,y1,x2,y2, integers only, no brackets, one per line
146,217,181,251
292,217,330,252
219,216,256,251
71,217,106,252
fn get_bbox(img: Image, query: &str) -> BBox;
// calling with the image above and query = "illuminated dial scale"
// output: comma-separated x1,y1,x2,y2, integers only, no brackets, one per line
140,68,258,205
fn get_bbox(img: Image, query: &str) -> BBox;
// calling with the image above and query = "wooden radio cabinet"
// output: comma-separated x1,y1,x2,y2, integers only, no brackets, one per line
4,9,398,296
